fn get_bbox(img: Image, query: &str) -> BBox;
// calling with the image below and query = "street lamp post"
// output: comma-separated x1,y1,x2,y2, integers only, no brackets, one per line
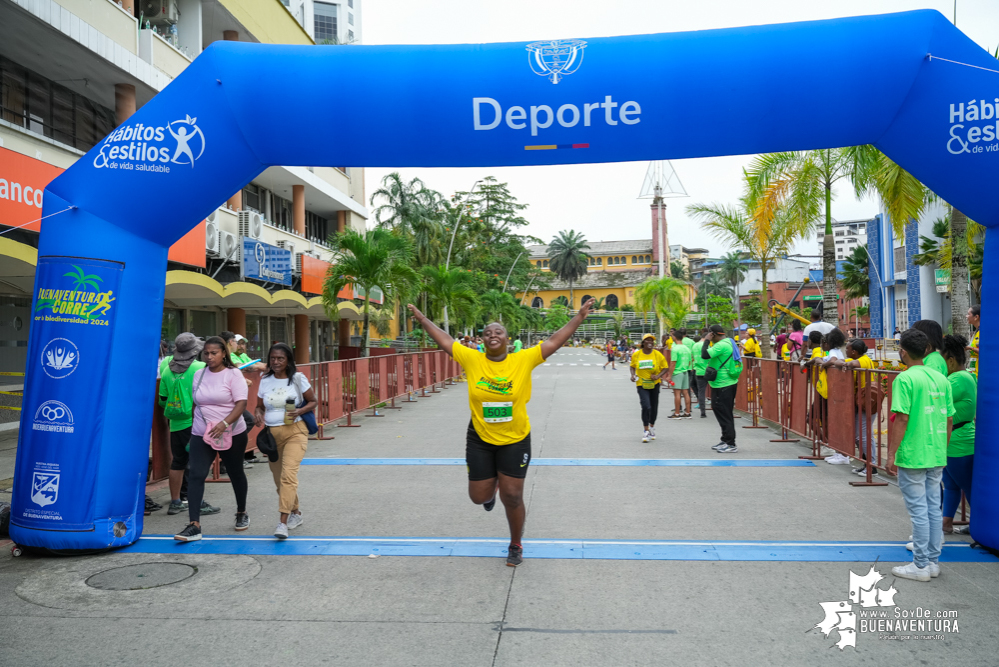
502,250,525,292
860,243,888,339
443,179,482,334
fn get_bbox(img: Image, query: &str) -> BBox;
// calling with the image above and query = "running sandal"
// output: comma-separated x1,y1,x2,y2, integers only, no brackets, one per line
506,544,524,567
174,522,202,542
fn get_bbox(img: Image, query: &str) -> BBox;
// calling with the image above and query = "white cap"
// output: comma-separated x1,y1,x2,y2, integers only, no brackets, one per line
233,334,247,343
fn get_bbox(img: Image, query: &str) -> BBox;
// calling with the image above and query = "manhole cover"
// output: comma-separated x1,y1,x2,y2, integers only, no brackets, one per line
85,563,196,591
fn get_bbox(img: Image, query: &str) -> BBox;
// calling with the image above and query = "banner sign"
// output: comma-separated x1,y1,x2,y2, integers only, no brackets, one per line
241,238,292,286
12,256,123,531
935,268,950,293
300,254,330,295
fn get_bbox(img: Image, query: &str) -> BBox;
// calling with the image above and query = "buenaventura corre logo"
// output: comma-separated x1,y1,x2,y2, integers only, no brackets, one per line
93,114,205,173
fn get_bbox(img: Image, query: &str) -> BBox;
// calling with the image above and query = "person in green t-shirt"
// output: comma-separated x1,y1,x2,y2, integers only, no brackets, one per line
512,338,523,353
157,333,208,515
679,329,697,398
888,329,955,582
940,334,976,535
665,330,693,419
693,328,712,418
913,320,948,378
701,324,743,453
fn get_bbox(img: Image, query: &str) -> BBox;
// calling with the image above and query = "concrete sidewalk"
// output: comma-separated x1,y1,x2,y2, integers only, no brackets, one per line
2,346,997,666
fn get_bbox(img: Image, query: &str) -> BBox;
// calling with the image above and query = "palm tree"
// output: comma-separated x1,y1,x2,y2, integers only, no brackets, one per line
689,186,811,357
840,244,870,300
322,228,417,356
546,230,590,308
746,146,926,326
717,252,748,321
634,275,688,339
419,265,478,336
518,305,545,345
669,260,688,281
951,208,971,338
479,289,520,326
369,173,444,266
697,271,734,300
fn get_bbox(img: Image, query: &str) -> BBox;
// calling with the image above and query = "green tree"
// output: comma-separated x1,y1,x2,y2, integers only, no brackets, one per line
634,275,689,339
322,228,417,356
705,295,738,330
369,172,444,266
740,291,765,326
689,187,809,356
669,260,688,281
697,271,734,300
840,243,871,300
717,252,748,321
546,230,590,308
419,265,478,336
544,304,570,332
478,289,520,327
746,146,926,327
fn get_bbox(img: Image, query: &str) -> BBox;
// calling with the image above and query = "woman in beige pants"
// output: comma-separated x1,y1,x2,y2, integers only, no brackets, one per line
254,342,317,539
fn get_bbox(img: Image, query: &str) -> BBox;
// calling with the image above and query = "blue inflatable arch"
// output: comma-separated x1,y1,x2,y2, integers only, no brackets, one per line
12,9,999,552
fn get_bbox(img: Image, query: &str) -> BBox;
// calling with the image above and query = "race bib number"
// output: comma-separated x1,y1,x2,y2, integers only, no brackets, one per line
482,402,513,423
638,360,655,370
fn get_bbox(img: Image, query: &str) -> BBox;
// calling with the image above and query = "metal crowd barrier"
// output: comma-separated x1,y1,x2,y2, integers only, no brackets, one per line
149,350,463,485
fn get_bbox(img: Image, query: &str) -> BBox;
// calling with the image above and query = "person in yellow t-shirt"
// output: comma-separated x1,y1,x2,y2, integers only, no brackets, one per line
842,339,877,475
407,298,595,568
629,333,669,442
967,305,980,376
742,329,762,358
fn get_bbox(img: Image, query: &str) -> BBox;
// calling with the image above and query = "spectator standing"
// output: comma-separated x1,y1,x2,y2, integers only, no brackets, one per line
693,328,711,418
788,320,805,358
803,309,836,339
940,334,975,535
702,325,743,453
841,339,877,476
742,329,761,358
174,336,250,542
665,329,693,419
967,305,980,376
158,333,220,516
912,320,948,378
887,329,954,582
255,342,318,539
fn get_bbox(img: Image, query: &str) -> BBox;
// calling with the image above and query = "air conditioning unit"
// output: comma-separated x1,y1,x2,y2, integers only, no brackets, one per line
205,220,220,256
238,211,263,240
219,230,240,262
295,252,308,276
140,0,179,25
206,207,219,225
277,240,296,255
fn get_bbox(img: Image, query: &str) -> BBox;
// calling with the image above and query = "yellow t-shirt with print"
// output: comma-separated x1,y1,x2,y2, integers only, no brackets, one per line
743,337,761,357
452,341,544,445
969,329,979,376
810,347,829,399
781,343,791,361
630,349,668,388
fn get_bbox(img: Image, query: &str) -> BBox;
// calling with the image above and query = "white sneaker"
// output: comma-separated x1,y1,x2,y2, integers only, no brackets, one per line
642,430,650,443
927,562,940,578
287,512,304,530
274,522,289,540
824,453,851,465
892,562,931,582
648,427,656,440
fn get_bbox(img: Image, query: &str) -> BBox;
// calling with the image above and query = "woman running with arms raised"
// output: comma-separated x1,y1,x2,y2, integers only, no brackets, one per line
407,298,596,567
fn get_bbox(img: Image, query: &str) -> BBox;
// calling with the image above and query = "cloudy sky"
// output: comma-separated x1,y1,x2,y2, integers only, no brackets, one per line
362,0,999,261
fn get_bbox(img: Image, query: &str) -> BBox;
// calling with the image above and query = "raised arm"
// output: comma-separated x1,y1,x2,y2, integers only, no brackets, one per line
407,303,456,358
540,299,595,360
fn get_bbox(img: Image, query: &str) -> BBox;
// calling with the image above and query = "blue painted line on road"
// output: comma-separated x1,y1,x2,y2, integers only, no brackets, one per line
300,458,816,467
122,536,998,562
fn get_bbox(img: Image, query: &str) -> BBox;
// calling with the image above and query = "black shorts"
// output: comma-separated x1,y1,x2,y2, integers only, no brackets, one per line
170,427,192,470
465,421,531,481
607,354,615,361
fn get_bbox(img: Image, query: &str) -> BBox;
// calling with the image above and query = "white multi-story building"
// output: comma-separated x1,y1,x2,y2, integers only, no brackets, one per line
0,0,371,417
817,218,868,261
289,0,361,44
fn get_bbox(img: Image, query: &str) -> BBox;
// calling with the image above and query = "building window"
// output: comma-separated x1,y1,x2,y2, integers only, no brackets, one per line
0,56,115,152
314,2,338,43
597,257,602,266
270,316,288,347
190,311,217,340
305,211,330,243
893,245,906,272
631,256,637,264
531,297,543,308
242,183,261,212
581,295,593,306
348,30,354,42
543,260,548,268
348,12,354,25
895,297,908,330
348,0,353,6
646,255,651,263
605,294,619,309
245,315,264,359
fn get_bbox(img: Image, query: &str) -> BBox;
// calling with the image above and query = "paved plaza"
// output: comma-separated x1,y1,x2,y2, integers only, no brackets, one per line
2,347,998,666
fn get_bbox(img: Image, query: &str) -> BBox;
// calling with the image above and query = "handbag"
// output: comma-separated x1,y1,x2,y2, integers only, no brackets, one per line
294,374,319,435
255,426,279,462
194,368,233,451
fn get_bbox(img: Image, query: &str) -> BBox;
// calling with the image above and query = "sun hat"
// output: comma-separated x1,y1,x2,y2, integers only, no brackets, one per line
169,332,204,374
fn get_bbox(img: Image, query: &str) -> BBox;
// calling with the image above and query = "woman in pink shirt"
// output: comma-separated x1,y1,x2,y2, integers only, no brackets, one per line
175,336,249,542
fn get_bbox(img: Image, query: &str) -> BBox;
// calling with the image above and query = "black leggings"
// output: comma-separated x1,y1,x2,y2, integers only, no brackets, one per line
187,431,249,522
637,385,660,427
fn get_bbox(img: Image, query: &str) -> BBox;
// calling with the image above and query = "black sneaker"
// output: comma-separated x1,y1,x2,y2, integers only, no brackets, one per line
234,512,250,531
200,501,221,515
700,413,708,418
167,500,189,515
483,495,496,512
174,523,202,542
506,544,524,567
